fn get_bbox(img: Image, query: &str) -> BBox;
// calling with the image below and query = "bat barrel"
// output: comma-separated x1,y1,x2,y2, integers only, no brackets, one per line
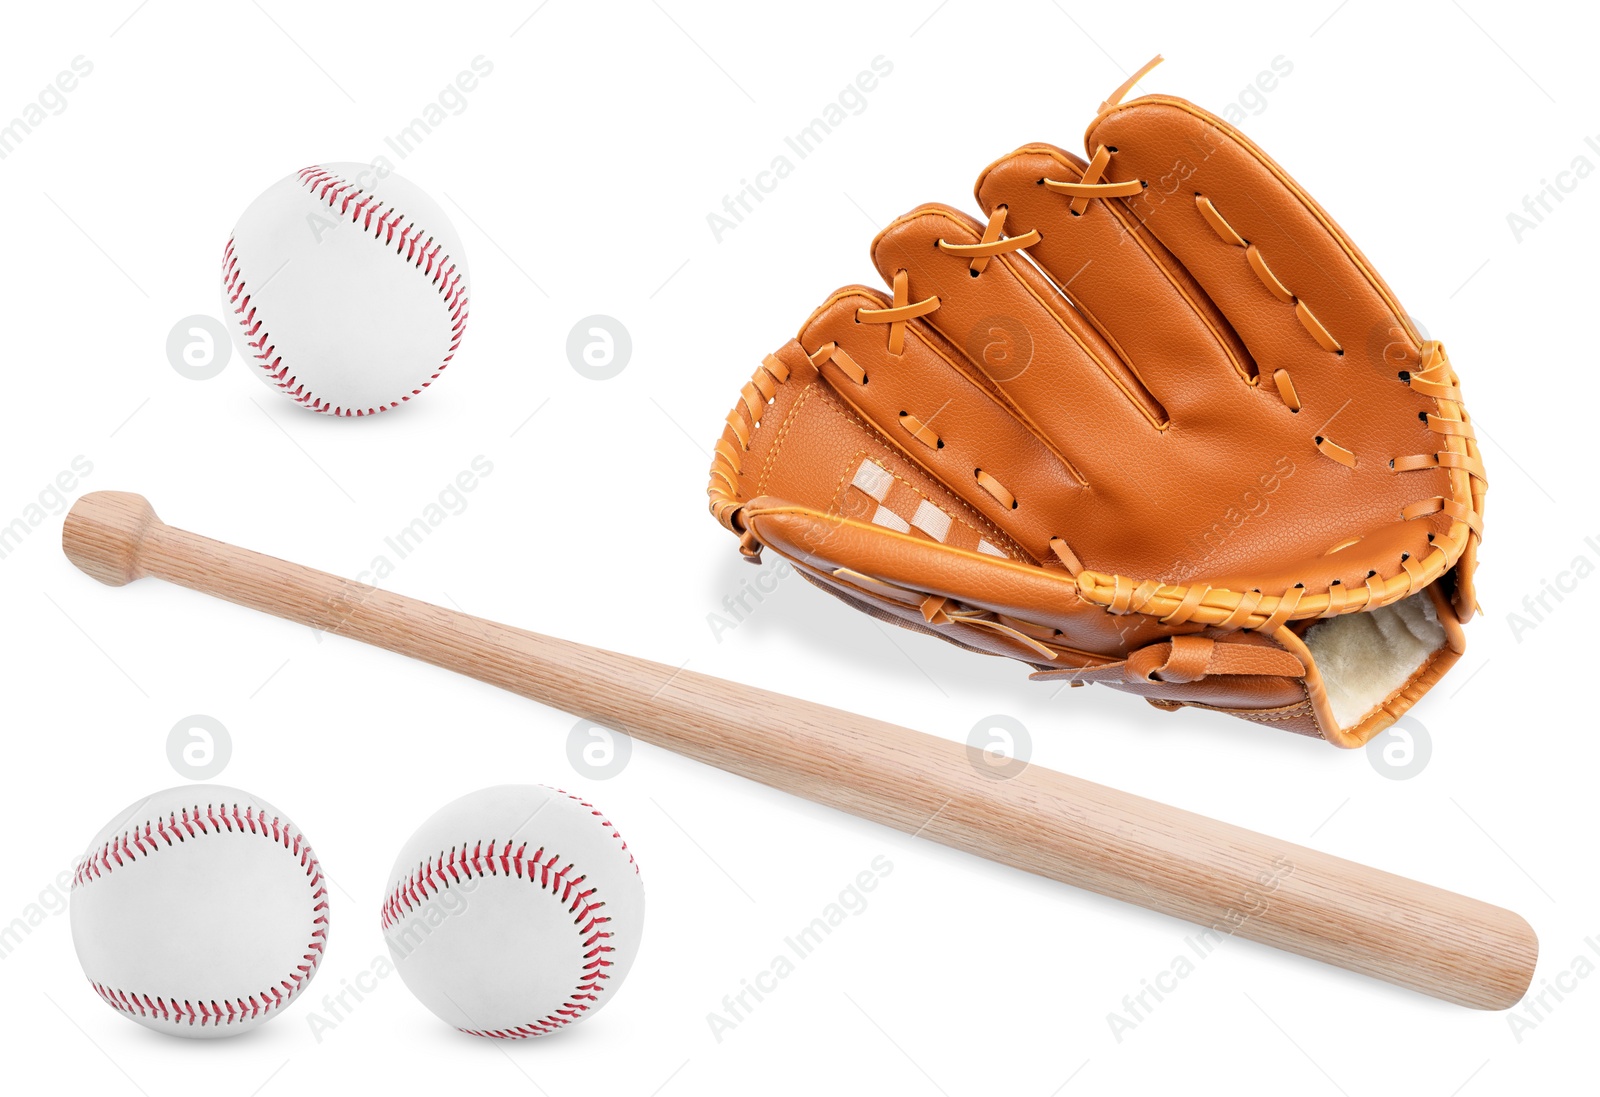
628,669,1536,1009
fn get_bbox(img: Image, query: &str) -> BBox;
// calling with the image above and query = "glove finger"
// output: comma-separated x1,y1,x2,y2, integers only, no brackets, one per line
1085,96,1427,386
864,202,1166,462
973,142,1257,419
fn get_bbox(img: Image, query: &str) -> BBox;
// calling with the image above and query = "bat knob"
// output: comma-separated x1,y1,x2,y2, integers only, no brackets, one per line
62,491,161,587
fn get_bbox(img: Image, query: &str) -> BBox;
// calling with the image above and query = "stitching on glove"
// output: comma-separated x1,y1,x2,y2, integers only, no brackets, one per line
1391,342,1488,539
1314,435,1357,468
758,382,818,496
974,468,1017,509
1191,189,1352,469
936,205,1040,275
1045,142,1146,215
1222,703,1317,725
856,269,939,354
826,344,868,384
1271,368,1301,411
856,210,1041,351
897,410,942,449
709,351,800,557
1048,537,1084,575
1193,191,1342,357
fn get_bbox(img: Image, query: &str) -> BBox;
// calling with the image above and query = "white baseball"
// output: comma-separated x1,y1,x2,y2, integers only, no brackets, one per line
221,163,470,416
70,784,329,1038
382,785,645,1039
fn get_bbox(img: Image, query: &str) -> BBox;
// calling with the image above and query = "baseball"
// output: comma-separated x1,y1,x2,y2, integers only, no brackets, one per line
382,785,645,1039
221,163,470,416
69,784,329,1038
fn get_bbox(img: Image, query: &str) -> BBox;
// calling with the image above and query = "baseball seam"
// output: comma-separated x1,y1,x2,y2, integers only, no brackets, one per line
380,789,635,1039
221,164,470,417
72,801,329,1031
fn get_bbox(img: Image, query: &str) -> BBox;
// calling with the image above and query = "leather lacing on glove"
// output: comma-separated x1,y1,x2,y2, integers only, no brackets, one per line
706,56,1487,747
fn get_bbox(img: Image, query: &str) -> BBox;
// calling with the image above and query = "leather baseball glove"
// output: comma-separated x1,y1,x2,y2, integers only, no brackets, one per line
706,58,1485,747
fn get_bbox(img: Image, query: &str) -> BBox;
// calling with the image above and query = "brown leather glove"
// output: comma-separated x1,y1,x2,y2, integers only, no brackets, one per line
707,59,1485,748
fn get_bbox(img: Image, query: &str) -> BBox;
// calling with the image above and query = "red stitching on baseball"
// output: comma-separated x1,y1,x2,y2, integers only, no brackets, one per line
220,164,469,417
380,789,634,1039
72,800,329,1031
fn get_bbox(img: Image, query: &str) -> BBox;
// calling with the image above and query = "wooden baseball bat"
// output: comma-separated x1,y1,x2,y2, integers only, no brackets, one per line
62,491,1535,1009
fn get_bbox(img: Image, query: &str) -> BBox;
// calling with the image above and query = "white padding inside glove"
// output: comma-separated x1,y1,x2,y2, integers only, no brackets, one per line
1303,591,1446,732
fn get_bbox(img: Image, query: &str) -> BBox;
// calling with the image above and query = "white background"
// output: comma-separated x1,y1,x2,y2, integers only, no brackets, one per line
0,1,1594,1092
